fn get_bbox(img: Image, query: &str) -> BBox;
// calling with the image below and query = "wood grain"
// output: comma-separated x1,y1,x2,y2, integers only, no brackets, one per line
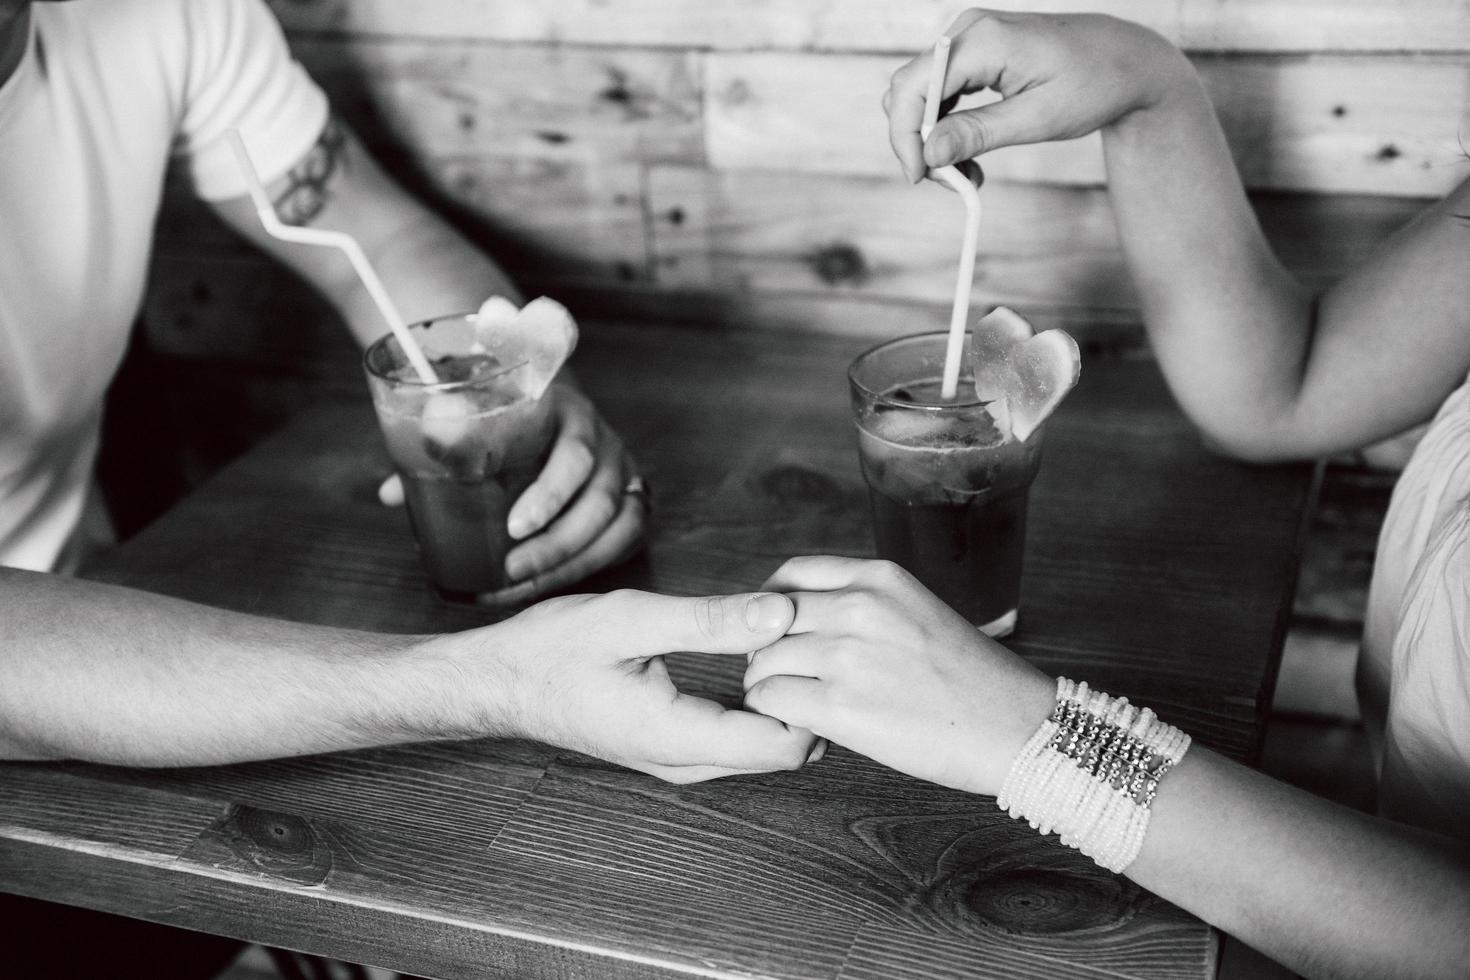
269,0,1178,52
292,37,702,165
269,0,1470,54
704,51,1470,197
3,322,1314,978
645,167,1428,313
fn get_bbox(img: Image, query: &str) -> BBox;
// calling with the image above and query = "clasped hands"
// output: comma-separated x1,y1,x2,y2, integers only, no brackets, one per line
429,556,1053,789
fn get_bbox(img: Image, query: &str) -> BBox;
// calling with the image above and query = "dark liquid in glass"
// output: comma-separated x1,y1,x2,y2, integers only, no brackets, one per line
868,486,1029,630
399,450,545,601
854,378,1041,636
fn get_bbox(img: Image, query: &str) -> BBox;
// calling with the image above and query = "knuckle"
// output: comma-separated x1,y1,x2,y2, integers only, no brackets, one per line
580,490,619,537
746,677,785,717
889,59,918,89
692,595,728,642
837,590,874,627
949,111,994,156
868,559,910,587
604,587,642,607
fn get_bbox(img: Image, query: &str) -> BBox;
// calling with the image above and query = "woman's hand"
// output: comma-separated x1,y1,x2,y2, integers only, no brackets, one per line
742,556,1055,795
885,9,1194,182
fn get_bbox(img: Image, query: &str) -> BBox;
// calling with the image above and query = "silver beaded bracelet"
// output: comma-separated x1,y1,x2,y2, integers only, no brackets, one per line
996,677,1190,873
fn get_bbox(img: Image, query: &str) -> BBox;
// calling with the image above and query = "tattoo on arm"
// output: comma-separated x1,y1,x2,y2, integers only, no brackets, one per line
272,119,346,227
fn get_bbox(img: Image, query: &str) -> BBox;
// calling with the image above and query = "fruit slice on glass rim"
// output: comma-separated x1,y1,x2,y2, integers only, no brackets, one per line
473,295,579,400
970,306,1081,442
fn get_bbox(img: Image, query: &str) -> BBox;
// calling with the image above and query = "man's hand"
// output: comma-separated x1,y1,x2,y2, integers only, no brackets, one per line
431,589,820,783
487,380,646,606
380,379,647,605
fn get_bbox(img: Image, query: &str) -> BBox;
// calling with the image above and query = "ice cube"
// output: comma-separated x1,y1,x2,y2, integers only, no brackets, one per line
420,391,475,447
868,409,955,447
429,352,504,384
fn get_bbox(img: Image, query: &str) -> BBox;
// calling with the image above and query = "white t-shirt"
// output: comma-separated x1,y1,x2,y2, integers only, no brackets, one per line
0,0,327,571
1360,373,1470,840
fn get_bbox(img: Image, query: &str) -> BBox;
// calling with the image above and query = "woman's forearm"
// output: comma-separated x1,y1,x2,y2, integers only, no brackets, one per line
1100,67,1314,459
1101,65,1470,459
1131,746,1470,980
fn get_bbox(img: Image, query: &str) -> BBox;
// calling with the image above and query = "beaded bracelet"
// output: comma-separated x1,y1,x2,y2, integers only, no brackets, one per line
996,677,1190,873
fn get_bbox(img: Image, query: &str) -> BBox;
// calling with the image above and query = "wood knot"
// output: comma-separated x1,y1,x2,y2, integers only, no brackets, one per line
720,79,751,107
239,807,314,855
599,68,652,120
205,804,334,885
757,465,842,504
804,242,870,287
1376,143,1402,161
960,866,1137,935
920,823,1144,936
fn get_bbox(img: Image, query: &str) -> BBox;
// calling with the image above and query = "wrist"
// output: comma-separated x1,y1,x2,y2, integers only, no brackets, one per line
947,666,1056,797
347,629,523,746
986,669,1059,794
1107,40,1208,138
996,678,1193,873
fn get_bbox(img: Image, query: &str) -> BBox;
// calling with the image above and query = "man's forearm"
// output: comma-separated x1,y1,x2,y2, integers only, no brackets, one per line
352,204,525,343
0,567,493,766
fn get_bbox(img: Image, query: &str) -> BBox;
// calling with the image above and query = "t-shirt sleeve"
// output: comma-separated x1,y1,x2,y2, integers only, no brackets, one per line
171,0,329,200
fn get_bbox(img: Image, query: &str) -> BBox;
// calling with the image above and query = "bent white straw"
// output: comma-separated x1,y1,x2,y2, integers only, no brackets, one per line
920,36,983,401
225,130,439,384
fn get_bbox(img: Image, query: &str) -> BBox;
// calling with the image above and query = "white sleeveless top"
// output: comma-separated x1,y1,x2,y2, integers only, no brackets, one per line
1360,374,1470,839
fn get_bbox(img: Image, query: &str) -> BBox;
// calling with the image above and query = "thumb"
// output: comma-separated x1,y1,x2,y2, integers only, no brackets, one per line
626,591,795,656
924,98,1030,167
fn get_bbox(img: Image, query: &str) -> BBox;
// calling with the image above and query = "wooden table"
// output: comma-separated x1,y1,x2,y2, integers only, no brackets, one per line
0,322,1316,979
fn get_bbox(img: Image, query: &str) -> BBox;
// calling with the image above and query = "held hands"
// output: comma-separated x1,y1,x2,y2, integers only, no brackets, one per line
435,589,819,783
886,9,1193,182
743,557,1055,796
382,377,646,606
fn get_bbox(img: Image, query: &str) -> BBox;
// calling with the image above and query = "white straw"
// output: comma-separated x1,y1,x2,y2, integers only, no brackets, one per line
921,36,952,139
920,37,982,401
225,130,439,384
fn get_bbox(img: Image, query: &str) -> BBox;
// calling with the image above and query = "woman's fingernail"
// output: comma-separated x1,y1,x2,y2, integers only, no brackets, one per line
744,592,791,632
806,739,828,764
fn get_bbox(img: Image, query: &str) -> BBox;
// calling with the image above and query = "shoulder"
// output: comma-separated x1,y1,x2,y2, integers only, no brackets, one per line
34,0,292,84
42,0,292,57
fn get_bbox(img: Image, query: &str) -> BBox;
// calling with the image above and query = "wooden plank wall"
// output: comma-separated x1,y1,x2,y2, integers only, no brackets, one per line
140,0,1470,465
148,0,1470,350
